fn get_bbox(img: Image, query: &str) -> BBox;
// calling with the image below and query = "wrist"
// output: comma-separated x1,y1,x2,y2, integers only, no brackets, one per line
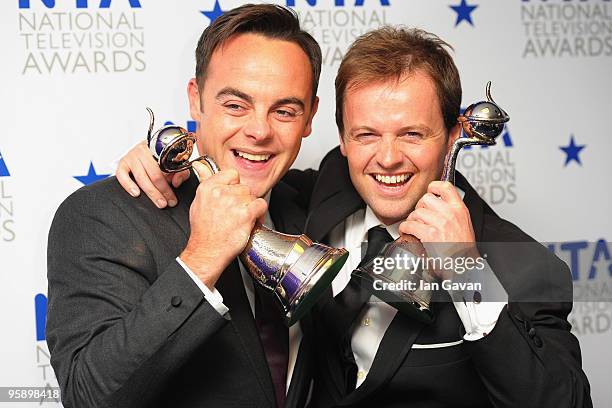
179,246,228,289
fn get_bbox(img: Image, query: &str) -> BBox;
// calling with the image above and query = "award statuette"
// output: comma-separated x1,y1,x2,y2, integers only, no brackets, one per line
144,108,349,326
353,82,510,324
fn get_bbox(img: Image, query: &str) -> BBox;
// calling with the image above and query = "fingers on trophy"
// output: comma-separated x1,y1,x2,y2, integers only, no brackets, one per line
144,108,349,326
353,82,510,324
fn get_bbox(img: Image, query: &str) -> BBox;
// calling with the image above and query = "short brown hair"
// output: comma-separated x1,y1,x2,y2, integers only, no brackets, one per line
195,4,322,103
335,27,461,134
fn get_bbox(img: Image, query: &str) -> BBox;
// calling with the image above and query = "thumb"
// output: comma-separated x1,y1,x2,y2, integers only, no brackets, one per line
192,161,215,183
248,198,268,221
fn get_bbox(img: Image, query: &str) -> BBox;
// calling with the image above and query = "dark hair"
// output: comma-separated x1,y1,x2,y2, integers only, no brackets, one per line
195,4,322,103
335,27,461,134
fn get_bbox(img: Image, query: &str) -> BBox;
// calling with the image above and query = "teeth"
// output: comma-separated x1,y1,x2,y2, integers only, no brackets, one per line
236,150,271,162
375,173,410,185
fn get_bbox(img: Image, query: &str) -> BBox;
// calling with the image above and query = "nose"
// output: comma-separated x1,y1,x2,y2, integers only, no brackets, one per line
376,135,403,169
243,111,272,142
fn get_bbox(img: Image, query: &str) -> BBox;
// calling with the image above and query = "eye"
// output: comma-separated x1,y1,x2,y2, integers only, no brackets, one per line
401,131,424,140
222,102,248,116
276,109,295,117
273,108,300,121
225,103,244,111
354,132,378,141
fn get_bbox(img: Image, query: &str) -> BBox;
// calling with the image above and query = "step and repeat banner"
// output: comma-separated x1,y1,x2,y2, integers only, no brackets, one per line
1,0,610,406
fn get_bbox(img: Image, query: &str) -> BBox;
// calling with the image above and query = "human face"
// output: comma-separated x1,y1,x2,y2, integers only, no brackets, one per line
340,70,460,225
188,33,318,198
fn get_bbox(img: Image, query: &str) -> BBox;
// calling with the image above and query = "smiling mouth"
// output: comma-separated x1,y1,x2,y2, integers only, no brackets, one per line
371,173,412,187
232,149,273,163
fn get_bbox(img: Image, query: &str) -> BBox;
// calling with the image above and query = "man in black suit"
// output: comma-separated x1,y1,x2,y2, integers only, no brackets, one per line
296,27,592,407
115,27,592,407
47,5,321,408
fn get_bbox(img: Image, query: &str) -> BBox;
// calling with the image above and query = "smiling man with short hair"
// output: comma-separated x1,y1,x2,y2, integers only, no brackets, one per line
47,5,321,408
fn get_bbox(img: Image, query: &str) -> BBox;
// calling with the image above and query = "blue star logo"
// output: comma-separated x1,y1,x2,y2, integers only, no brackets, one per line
0,150,10,177
559,135,586,166
450,0,478,27
201,0,224,24
74,162,110,186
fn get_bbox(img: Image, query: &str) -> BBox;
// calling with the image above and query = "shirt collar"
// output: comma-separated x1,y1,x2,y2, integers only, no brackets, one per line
364,206,401,241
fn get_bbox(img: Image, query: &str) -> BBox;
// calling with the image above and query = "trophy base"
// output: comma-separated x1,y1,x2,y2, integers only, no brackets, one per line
281,246,348,327
353,270,435,325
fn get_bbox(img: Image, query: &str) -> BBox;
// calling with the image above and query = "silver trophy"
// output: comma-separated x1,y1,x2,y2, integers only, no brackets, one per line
354,82,510,324
144,108,348,326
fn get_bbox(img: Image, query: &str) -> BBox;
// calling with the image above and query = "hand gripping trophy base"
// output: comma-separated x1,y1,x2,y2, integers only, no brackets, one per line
354,82,509,324
144,108,348,326
353,234,436,323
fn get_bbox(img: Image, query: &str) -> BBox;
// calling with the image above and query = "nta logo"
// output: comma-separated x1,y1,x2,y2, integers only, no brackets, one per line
286,0,390,6
19,0,141,8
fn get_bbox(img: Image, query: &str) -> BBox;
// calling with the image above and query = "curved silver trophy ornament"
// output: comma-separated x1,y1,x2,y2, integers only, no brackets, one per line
353,82,510,324
145,108,349,326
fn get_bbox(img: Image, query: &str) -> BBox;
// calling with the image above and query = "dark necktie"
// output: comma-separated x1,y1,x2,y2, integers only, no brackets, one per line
339,225,394,392
360,226,394,269
254,283,289,408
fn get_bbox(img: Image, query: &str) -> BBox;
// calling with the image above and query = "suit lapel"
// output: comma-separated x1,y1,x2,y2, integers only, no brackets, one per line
270,180,316,407
285,313,314,408
311,287,348,401
456,171,486,242
216,259,276,406
341,312,425,406
269,180,307,235
304,147,364,242
164,170,198,239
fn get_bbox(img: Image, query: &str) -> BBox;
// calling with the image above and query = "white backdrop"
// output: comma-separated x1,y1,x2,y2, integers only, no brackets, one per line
1,0,610,406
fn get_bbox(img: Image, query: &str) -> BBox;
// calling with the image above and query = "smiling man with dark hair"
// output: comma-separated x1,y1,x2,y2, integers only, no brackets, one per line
47,4,320,408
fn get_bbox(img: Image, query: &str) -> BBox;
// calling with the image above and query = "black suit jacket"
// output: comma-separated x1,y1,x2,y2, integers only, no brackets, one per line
284,147,592,408
47,173,314,408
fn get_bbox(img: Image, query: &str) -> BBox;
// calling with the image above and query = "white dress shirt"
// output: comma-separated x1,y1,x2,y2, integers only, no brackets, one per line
177,191,302,392
328,197,508,388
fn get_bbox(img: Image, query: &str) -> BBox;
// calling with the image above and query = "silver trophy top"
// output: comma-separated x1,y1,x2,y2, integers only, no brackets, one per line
146,107,196,173
459,81,510,143
442,82,510,184
145,108,220,175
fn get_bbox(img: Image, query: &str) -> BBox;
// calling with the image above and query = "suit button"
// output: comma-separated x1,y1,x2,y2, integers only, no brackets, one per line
528,328,537,338
473,291,482,304
533,336,543,348
171,296,182,307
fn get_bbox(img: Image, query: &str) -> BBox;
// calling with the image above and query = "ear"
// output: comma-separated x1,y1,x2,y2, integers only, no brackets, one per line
303,96,319,138
447,123,461,152
339,131,347,157
187,78,202,121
